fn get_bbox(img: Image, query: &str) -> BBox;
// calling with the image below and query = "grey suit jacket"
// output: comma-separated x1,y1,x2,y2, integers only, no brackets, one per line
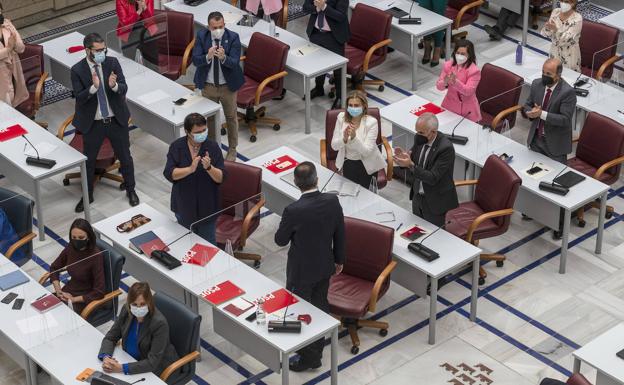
99,306,178,377
524,78,577,156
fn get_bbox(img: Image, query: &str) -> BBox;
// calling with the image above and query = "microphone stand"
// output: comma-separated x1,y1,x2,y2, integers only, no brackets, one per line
22,135,56,169
398,0,421,24
268,287,302,333
446,111,471,145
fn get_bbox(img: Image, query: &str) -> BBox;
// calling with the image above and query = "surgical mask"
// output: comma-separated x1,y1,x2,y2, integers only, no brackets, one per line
192,131,207,143
415,134,428,146
347,106,363,117
541,74,555,87
560,2,572,12
71,238,88,251
211,28,225,40
92,51,106,64
455,54,468,65
130,305,149,318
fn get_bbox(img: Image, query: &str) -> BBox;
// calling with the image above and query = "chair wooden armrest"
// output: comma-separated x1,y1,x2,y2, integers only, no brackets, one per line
231,0,237,5
57,114,75,140
362,39,392,74
5,232,36,259
320,139,328,168
465,208,514,243
368,260,397,312
596,55,621,80
181,38,196,76
280,0,289,29
455,0,484,29
240,55,246,62
38,271,56,285
595,155,624,180
34,72,49,112
381,136,393,180
80,289,123,320
572,136,579,143
160,351,201,381
491,105,522,131
255,71,288,105
239,197,265,247
454,179,478,187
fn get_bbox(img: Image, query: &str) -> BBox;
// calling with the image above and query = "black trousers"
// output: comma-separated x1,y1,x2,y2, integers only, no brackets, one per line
412,193,446,227
496,8,522,34
539,379,566,385
83,119,135,196
288,279,330,362
310,29,344,98
343,159,374,189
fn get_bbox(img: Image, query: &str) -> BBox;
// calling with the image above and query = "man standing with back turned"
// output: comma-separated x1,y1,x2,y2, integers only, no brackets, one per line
275,162,345,372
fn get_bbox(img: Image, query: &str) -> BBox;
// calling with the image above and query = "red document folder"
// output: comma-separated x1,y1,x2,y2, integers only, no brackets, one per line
410,103,444,117
258,288,299,314
263,155,298,174
0,124,27,142
201,281,245,305
182,243,219,266
31,294,62,313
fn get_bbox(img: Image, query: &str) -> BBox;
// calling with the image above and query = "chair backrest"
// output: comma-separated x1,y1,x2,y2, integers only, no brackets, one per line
580,20,620,80
576,112,624,185
154,292,201,379
474,155,521,228
349,4,392,59
343,217,394,292
219,161,263,217
447,0,481,23
324,108,383,164
567,373,593,385
93,239,125,323
17,43,45,113
0,187,34,258
476,63,524,131
244,32,289,92
153,9,194,57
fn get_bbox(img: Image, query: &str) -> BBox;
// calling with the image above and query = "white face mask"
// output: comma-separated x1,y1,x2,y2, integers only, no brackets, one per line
455,54,468,65
130,305,149,318
210,28,225,40
560,2,572,12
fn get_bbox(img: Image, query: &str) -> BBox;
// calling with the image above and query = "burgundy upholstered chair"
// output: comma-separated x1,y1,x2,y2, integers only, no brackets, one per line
234,32,288,142
320,108,393,189
233,0,289,29
446,155,521,285
328,217,396,354
17,44,48,126
579,20,621,81
445,0,484,42
152,9,195,81
216,161,265,267
539,373,593,385
476,63,524,133
568,112,624,227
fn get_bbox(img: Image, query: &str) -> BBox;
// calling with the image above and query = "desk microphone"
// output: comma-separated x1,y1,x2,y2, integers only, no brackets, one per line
398,0,421,24
538,165,569,196
22,135,56,169
407,221,450,262
319,167,341,193
446,111,470,145
478,84,525,131
268,286,302,333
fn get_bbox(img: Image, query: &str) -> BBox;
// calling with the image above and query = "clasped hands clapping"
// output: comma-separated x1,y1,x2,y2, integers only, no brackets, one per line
91,71,118,89
314,0,326,10
342,123,357,143
207,46,226,61
189,153,212,172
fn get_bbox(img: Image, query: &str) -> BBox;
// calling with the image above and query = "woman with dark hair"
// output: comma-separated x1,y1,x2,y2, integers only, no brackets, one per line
98,282,178,377
49,218,105,314
0,2,28,107
116,0,158,62
435,39,482,122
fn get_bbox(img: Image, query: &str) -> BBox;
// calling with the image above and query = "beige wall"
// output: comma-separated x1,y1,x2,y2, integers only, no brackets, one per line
3,0,111,29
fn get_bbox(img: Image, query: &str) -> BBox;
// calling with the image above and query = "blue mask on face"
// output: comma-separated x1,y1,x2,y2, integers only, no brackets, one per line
347,106,363,117
93,51,106,64
192,131,207,143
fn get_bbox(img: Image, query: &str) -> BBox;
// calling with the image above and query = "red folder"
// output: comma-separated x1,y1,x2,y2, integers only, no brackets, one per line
410,103,444,117
31,294,62,313
257,288,299,314
140,238,168,256
67,45,85,53
201,281,245,305
182,243,219,266
263,155,298,174
0,124,27,142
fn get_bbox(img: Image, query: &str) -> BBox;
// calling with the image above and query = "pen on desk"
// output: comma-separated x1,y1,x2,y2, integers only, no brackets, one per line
298,49,304,55
35,293,47,301
618,110,624,115
396,223,403,231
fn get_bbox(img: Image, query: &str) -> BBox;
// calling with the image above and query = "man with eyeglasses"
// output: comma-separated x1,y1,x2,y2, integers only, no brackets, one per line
70,32,139,213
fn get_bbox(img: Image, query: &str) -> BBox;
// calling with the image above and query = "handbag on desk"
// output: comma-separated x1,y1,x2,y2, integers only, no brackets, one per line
116,214,151,233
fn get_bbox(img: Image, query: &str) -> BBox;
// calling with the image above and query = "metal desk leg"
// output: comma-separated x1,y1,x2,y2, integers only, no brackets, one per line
80,161,91,223
34,181,45,241
596,192,607,254
428,276,438,345
304,77,311,134
573,357,581,373
522,0,530,46
559,209,572,274
26,357,38,385
331,327,338,385
411,36,419,90
341,63,347,109
445,25,452,61
470,258,479,322
282,351,290,385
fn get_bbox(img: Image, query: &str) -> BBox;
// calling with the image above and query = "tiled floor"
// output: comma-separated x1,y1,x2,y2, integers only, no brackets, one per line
2,2,624,385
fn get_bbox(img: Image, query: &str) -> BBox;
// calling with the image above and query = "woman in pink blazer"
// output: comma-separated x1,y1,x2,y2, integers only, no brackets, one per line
0,5,28,108
435,39,481,123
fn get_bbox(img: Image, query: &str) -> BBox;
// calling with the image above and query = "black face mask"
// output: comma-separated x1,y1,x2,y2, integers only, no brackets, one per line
71,238,88,251
415,134,428,146
0,15,4,25
541,75,555,87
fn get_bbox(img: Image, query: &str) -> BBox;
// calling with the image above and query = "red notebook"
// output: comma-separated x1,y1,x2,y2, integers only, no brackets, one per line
410,103,444,117
223,297,255,317
0,124,27,142
66,45,85,53
257,288,299,314
201,281,245,305
400,225,427,241
263,155,298,174
182,243,219,266
31,294,62,313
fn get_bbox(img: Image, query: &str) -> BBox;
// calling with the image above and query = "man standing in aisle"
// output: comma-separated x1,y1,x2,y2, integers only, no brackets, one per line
71,32,139,213
303,0,349,109
192,11,244,161
275,162,345,372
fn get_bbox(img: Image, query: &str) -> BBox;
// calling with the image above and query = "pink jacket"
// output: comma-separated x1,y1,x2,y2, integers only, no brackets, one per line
435,60,482,122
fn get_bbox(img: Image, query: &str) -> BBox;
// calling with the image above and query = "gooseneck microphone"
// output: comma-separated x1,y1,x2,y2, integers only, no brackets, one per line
267,286,302,333
22,135,56,169
407,221,450,262
447,111,471,145
320,167,342,193
399,0,421,24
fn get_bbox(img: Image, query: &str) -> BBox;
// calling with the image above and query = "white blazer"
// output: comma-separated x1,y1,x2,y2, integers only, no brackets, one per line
330,112,386,175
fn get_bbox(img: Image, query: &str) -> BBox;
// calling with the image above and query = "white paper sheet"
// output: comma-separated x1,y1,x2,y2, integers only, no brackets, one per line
292,44,319,57
24,141,57,158
523,162,552,179
137,89,170,105
16,312,59,334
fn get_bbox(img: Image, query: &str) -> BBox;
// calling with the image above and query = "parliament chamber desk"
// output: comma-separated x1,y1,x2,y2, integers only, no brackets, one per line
40,31,222,144
0,103,90,241
381,94,610,274
348,0,453,90
93,204,340,385
0,256,164,385
573,323,624,385
165,0,349,135
246,146,482,345
599,9,624,33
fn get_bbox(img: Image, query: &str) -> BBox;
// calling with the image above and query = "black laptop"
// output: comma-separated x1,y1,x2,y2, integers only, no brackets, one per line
553,171,586,188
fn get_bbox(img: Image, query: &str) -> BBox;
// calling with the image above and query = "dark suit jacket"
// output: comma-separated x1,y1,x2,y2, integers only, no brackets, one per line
524,78,576,156
99,306,178,376
409,134,459,215
303,0,350,44
275,191,346,286
192,28,244,92
70,56,130,134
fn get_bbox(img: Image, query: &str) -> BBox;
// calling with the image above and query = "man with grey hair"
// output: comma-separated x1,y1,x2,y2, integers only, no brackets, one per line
394,112,458,226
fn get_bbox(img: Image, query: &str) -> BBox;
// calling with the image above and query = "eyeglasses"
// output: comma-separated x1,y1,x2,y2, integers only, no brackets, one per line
88,47,107,53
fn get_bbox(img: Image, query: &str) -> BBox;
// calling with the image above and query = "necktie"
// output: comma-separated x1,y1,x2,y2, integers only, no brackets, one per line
93,64,110,119
414,145,429,194
537,88,552,138
213,39,220,85
317,10,325,29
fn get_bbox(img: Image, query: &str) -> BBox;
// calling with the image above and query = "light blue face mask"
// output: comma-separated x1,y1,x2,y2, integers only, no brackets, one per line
347,106,363,117
192,130,208,143
93,51,106,64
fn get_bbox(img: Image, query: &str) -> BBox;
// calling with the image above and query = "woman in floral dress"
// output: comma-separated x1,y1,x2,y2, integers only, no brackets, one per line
541,0,582,72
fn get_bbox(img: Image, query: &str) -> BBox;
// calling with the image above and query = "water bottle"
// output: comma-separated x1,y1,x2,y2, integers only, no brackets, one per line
515,42,523,65
269,19,276,37
256,298,266,325
135,49,144,66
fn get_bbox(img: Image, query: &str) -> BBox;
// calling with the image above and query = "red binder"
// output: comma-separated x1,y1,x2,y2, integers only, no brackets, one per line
201,281,245,305
410,103,444,117
66,45,85,53
262,155,298,174
31,294,62,313
182,243,219,266
257,288,299,314
0,124,27,142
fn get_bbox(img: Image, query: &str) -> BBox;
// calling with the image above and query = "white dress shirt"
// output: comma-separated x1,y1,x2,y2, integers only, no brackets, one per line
87,59,117,120
539,81,558,122
206,39,227,86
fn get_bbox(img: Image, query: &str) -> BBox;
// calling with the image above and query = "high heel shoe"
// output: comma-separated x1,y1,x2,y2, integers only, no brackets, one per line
421,40,432,65
430,47,441,67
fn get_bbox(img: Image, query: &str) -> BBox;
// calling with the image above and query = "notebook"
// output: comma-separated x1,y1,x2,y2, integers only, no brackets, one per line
385,6,408,18
263,155,299,174
0,124,27,142
201,281,245,305
0,270,29,291
30,293,62,313
129,231,169,255
553,171,586,188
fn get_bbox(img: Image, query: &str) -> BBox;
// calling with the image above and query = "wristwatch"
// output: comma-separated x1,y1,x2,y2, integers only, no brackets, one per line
206,164,212,171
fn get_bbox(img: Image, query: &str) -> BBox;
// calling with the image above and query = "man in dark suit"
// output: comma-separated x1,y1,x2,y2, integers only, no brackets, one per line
192,11,244,161
303,0,349,109
394,113,458,226
275,161,345,372
71,32,138,213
